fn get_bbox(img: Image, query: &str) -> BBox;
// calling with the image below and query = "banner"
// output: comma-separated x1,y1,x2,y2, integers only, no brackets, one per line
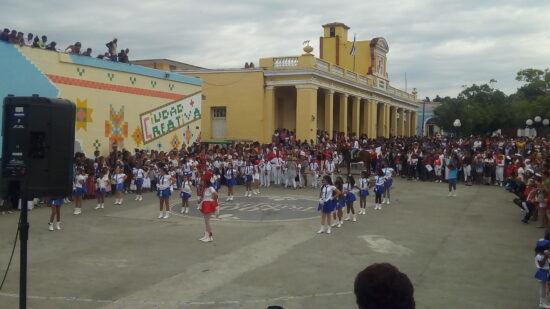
140,92,202,144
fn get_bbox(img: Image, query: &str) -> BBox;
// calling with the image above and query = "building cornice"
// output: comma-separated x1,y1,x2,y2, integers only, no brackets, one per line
263,68,420,109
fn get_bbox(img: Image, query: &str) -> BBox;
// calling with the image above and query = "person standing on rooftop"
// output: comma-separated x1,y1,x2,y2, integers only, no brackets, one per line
106,37,117,61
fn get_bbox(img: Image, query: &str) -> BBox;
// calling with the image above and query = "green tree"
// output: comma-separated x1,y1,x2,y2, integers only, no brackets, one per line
510,68,550,126
433,83,509,135
432,69,550,135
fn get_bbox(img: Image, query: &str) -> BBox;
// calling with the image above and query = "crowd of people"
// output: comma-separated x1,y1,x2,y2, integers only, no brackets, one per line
1,130,549,241
0,27,130,63
0,128,548,306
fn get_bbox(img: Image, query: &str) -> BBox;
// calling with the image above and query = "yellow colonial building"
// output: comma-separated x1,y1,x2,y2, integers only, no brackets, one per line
179,22,420,143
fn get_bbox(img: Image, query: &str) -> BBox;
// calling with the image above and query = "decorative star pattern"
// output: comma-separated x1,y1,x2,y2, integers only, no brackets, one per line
92,139,101,151
184,125,193,145
170,134,181,150
132,127,144,146
75,98,94,131
105,105,128,149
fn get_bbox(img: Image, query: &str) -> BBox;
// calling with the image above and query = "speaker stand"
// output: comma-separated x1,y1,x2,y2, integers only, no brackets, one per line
18,195,29,309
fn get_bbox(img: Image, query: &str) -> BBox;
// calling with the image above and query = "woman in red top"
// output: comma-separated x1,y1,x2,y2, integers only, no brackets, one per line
198,176,218,242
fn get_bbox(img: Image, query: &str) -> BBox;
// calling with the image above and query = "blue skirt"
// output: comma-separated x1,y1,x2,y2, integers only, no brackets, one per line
345,192,356,202
50,199,63,206
98,188,107,194
384,179,393,188
335,198,345,209
374,185,385,195
226,178,236,187
157,188,171,198
246,175,253,183
116,183,125,191
180,192,191,199
215,182,221,190
318,200,336,214
135,178,144,186
73,187,85,196
535,268,549,281
360,189,369,197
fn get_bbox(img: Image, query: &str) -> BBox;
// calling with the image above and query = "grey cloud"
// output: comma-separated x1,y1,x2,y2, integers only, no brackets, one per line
2,0,549,98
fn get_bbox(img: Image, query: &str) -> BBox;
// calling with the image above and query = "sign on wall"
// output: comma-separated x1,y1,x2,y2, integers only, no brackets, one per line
140,91,202,144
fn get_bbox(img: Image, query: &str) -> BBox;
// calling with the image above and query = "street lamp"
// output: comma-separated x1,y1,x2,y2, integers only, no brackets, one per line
526,119,533,137
453,119,461,137
544,119,550,126
533,116,543,137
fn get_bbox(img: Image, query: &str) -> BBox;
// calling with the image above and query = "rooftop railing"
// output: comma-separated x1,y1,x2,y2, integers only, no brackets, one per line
260,54,416,101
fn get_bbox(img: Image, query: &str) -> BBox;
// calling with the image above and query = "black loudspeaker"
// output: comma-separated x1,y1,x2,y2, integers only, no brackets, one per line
2,95,75,198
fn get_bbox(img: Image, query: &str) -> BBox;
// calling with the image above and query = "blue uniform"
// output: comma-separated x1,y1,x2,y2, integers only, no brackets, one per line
359,178,370,197
318,185,336,213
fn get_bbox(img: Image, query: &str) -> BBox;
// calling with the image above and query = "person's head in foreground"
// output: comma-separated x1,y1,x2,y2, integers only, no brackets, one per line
354,263,415,309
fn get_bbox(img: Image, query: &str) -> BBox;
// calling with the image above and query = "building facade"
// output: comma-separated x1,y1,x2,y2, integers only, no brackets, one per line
179,22,420,143
0,42,202,156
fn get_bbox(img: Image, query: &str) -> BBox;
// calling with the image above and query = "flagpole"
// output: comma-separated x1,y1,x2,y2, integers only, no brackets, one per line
352,33,356,72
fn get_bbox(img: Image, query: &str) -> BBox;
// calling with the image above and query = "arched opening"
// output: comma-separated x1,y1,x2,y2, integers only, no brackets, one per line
424,117,442,137
274,86,296,132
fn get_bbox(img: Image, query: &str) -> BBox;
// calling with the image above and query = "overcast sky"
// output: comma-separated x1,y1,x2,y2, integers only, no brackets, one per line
2,0,549,99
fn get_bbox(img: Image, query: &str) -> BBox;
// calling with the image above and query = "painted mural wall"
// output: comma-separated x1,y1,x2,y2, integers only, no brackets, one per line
0,42,202,157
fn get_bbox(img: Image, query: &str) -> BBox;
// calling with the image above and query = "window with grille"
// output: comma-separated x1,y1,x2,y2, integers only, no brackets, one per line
212,107,226,118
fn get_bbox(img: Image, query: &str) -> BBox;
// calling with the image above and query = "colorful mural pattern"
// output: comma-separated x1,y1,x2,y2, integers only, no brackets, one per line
170,134,181,149
105,105,129,149
132,126,144,146
2,43,202,157
75,98,94,131
93,139,101,151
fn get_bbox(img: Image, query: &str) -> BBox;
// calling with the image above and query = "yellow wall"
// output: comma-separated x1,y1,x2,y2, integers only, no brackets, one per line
189,71,265,141
323,25,349,40
321,24,386,77
321,38,372,77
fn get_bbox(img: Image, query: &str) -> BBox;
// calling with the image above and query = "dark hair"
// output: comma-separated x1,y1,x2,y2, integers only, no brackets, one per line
335,176,343,191
535,242,550,255
347,174,355,186
322,175,333,185
354,263,415,309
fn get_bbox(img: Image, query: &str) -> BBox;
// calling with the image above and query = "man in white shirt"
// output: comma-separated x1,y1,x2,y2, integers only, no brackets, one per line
271,155,282,185
264,160,272,187
25,33,34,46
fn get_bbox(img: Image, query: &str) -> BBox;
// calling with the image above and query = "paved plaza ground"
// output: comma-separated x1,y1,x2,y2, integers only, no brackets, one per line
0,177,543,308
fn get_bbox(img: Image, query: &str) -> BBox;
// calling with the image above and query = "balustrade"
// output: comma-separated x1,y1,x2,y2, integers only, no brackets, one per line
273,57,299,68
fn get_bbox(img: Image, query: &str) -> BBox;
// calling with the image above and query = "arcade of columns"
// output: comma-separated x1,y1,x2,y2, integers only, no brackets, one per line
264,84,418,142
